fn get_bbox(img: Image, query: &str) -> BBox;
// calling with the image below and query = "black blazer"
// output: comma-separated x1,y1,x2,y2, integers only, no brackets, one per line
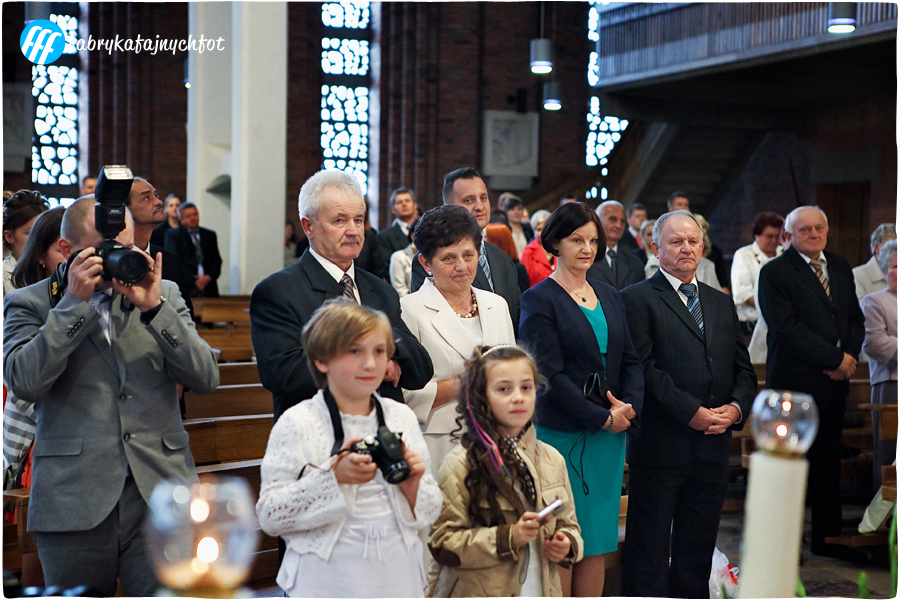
377,223,411,259
519,277,644,434
620,270,756,467
586,246,646,291
620,228,648,266
757,246,865,398
149,243,194,319
410,241,521,333
164,225,223,297
250,249,434,419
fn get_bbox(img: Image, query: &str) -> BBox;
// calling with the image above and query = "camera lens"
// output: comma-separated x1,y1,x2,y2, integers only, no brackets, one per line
381,462,411,484
104,248,149,285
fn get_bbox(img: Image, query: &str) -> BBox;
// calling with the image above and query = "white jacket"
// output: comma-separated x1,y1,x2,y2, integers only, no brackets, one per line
256,390,442,560
731,241,781,323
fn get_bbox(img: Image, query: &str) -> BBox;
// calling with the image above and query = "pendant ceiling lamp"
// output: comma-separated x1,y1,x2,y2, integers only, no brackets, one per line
530,3,553,74
827,2,857,34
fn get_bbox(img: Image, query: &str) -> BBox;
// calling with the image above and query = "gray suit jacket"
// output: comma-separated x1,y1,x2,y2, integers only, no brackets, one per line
3,279,219,532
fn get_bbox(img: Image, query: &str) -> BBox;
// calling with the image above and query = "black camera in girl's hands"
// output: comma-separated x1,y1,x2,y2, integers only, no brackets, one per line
350,427,410,484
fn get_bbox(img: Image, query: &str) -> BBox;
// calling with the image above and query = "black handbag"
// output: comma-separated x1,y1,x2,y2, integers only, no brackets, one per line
583,372,641,436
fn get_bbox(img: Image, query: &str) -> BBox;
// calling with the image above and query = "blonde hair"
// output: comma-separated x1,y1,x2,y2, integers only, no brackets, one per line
302,298,395,388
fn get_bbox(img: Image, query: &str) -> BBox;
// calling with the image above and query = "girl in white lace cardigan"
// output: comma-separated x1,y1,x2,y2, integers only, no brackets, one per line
256,300,442,597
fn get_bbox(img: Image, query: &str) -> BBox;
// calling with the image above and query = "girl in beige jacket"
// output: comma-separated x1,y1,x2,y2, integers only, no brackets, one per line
427,345,583,597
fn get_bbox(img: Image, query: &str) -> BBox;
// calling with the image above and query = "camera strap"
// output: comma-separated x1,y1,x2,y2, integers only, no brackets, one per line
324,388,387,456
48,260,69,309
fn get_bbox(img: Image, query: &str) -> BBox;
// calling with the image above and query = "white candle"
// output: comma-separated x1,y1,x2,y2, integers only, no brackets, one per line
739,451,809,598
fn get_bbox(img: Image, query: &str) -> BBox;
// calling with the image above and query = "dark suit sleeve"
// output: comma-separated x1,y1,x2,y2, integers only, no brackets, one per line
620,285,704,426
410,253,426,293
368,278,434,391
250,273,319,403
205,230,222,281
519,288,610,433
757,262,845,371
727,299,757,428
609,291,645,421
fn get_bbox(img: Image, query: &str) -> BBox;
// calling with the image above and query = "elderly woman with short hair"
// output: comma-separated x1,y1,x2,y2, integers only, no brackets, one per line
400,205,516,472
861,239,898,487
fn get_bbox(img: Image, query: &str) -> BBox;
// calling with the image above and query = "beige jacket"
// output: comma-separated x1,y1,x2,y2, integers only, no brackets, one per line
427,426,583,597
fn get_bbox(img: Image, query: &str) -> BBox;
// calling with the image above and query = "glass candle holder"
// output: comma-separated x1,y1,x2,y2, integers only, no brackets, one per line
750,389,819,457
145,477,259,597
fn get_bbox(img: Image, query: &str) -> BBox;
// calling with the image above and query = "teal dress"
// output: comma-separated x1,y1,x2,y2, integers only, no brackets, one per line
534,302,626,556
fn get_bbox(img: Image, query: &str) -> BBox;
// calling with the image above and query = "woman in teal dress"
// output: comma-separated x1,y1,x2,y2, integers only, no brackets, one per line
519,202,644,596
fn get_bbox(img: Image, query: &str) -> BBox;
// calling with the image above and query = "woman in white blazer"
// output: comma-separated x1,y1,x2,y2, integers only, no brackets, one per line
400,206,516,473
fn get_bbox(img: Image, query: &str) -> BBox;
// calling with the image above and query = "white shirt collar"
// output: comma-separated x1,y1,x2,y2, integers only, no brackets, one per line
309,246,356,285
797,250,826,265
392,218,410,236
659,266,699,293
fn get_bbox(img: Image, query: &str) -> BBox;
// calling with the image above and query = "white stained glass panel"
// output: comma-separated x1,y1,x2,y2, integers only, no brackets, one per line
32,46,79,193
322,0,370,29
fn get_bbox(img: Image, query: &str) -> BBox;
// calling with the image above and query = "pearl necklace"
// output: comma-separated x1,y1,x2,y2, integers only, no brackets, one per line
453,289,479,319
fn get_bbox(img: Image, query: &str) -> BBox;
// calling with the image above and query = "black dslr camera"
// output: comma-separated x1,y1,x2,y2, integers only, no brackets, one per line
88,165,148,285
350,426,410,484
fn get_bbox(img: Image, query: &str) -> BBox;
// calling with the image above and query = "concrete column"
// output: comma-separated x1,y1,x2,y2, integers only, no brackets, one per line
187,2,287,295
230,2,287,294
187,2,233,292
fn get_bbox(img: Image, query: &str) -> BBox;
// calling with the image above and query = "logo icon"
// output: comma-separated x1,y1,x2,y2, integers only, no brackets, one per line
20,20,65,65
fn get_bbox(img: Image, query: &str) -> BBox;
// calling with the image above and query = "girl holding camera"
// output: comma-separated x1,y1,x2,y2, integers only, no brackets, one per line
427,345,583,597
256,299,441,597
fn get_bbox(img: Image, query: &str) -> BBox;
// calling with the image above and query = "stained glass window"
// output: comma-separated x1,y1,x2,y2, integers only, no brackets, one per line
31,10,80,207
321,1,371,190
585,1,627,201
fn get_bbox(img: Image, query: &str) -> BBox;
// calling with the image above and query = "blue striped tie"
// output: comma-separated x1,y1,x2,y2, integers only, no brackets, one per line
479,240,494,292
678,282,704,334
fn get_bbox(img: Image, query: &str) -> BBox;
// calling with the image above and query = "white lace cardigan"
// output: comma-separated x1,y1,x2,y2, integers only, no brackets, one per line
256,390,442,560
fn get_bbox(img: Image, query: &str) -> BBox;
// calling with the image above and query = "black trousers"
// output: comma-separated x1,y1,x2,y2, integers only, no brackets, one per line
621,459,729,598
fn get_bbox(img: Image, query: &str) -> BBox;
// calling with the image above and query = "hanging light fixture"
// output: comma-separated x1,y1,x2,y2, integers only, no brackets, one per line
827,2,857,34
530,3,553,74
543,82,561,111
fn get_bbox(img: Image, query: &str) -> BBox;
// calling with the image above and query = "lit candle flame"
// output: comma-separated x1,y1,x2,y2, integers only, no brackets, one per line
781,400,792,412
190,499,210,522
775,424,788,437
197,536,220,563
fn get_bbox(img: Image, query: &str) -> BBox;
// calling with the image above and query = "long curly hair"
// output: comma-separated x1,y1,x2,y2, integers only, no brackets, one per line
453,345,545,527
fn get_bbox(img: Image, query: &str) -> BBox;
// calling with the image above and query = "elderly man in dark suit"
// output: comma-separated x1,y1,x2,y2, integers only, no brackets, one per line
587,200,646,290
620,210,756,598
410,167,521,330
250,169,433,420
758,205,866,563
3,198,219,595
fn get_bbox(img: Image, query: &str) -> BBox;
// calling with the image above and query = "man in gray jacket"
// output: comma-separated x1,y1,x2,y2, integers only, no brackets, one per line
3,198,219,595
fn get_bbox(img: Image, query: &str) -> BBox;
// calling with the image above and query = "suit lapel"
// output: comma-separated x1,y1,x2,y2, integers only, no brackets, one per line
787,248,834,310
299,251,343,297
422,281,479,359
697,284,716,348
595,257,616,287
650,271,704,342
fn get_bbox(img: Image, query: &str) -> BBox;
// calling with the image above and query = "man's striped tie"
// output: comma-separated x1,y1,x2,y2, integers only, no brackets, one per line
678,282,705,334
809,259,832,300
340,274,357,303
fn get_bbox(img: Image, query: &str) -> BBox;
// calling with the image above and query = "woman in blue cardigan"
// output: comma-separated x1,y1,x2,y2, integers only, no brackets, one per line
519,202,644,597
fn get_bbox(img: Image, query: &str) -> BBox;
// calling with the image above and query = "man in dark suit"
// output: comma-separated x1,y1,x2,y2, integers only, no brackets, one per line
250,169,433,420
623,202,648,266
587,201,645,290
378,187,417,257
164,202,223,297
126,178,194,317
410,167,521,330
620,210,756,598
757,205,866,563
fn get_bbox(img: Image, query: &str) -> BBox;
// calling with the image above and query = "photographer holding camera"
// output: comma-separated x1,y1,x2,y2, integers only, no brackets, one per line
3,167,219,596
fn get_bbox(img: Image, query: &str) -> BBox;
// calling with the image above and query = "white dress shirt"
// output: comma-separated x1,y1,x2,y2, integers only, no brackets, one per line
309,247,359,303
